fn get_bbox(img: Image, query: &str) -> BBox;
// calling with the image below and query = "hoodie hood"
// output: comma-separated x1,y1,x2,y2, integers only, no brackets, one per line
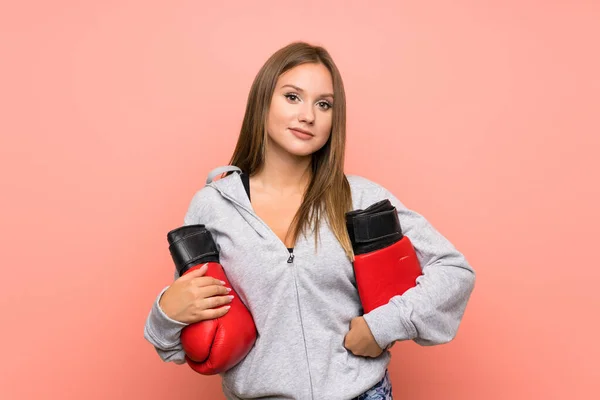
204,165,275,242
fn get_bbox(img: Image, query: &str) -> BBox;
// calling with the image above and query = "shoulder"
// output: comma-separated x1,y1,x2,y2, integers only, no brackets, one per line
183,185,220,225
183,168,238,225
346,174,384,192
345,173,395,210
186,184,220,207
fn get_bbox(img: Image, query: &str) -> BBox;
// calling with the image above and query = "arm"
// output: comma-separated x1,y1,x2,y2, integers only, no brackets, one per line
143,286,189,364
362,186,476,349
142,189,206,363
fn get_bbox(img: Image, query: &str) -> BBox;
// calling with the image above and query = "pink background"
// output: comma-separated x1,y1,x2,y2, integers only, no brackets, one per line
1,1,598,399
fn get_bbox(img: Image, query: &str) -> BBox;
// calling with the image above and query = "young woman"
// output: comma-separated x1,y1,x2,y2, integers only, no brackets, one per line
144,41,476,399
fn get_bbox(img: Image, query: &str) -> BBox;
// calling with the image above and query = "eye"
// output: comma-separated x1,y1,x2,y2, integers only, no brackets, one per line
285,93,332,111
284,93,300,102
318,101,332,111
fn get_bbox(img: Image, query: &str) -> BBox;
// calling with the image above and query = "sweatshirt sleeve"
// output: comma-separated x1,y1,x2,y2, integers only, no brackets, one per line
362,185,476,349
143,189,207,364
143,286,190,364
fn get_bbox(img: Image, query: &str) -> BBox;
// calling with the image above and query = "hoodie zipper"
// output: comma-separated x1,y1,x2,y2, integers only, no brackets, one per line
213,184,314,398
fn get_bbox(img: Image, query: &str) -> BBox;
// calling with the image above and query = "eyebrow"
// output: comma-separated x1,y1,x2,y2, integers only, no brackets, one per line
281,84,334,99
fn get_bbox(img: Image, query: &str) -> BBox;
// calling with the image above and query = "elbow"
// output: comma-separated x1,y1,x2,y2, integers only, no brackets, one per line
455,261,476,303
464,266,476,299
143,326,186,364
157,348,187,364
414,321,461,346
414,323,459,346
415,272,476,346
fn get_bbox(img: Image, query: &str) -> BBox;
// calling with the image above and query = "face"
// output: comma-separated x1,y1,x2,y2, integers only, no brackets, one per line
265,63,334,158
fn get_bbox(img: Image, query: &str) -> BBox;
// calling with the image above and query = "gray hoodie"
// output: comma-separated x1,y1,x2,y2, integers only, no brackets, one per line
143,166,476,399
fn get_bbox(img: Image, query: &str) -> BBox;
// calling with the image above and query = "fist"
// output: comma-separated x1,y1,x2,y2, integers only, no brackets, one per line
159,263,233,324
343,316,384,358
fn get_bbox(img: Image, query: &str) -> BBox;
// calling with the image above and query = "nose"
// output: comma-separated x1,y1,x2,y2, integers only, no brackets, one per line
298,103,315,125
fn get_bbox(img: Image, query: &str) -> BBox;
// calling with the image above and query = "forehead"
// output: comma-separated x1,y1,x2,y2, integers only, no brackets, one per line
276,63,333,93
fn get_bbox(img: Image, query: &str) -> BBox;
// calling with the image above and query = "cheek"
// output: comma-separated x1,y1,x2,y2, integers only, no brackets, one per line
318,115,333,138
267,100,292,132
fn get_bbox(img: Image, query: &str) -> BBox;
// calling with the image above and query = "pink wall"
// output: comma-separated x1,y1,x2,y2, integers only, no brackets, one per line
1,1,598,399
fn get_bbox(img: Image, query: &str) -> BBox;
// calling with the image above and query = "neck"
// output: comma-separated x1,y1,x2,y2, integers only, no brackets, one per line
252,140,312,196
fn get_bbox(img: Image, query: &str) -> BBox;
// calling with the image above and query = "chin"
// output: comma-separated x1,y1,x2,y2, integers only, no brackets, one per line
285,147,316,158
284,140,327,157
268,134,327,158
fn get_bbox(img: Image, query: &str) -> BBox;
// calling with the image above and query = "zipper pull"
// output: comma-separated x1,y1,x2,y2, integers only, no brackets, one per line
287,252,295,263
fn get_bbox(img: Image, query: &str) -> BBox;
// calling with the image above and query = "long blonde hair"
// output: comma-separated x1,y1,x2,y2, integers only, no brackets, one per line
225,42,354,261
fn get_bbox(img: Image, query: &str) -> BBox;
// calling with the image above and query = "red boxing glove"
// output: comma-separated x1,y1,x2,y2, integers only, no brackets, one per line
167,225,257,375
346,200,422,313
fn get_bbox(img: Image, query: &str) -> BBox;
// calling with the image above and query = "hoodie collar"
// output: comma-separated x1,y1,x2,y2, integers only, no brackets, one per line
205,165,273,241
205,165,251,208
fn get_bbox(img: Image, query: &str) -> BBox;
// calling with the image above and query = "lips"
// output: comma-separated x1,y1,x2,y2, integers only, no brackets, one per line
289,128,313,136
